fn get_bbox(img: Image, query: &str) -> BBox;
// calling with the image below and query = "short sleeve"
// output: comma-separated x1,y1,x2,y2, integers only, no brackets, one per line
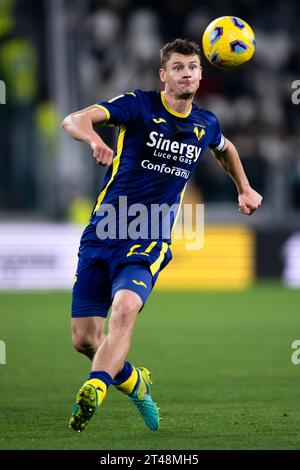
96,90,141,126
208,113,225,151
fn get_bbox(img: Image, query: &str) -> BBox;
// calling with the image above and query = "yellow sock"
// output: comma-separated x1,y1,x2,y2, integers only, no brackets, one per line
84,378,107,405
116,367,139,395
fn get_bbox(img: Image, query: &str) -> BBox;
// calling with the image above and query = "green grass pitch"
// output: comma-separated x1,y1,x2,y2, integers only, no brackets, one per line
0,284,299,450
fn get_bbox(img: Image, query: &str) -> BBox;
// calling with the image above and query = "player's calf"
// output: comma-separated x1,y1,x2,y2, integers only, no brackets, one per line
72,317,106,360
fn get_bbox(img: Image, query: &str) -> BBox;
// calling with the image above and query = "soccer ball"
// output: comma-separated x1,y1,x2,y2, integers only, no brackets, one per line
202,16,255,68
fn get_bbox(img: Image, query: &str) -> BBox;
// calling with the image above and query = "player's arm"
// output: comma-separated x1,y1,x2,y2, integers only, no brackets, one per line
61,105,113,166
211,137,263,215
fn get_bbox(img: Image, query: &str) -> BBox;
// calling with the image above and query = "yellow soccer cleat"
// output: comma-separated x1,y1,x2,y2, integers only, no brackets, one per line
69,379,106,432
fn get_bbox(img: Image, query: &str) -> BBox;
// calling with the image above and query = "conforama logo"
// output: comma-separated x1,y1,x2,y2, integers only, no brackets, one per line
0,80,6,104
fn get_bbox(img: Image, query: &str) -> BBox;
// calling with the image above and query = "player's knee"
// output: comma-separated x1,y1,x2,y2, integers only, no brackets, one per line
111,293,141,330
72,334,93,354
72,333,102,356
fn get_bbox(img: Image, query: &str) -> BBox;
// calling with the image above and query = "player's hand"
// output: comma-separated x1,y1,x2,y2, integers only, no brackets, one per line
238,186,263,215
91,140,113,166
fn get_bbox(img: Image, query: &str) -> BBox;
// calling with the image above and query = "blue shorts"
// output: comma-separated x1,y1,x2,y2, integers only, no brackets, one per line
72,234,172,318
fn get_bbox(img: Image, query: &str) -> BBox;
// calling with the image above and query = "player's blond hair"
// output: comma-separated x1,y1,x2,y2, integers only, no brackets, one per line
160,38,201,69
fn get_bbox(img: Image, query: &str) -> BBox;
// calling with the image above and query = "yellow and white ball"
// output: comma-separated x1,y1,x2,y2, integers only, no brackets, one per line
202,16,255,68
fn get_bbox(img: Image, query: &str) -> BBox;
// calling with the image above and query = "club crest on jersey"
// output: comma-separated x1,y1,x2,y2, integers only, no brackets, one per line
193,127,206,141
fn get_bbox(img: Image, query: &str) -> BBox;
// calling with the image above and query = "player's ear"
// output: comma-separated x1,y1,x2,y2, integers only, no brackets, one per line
159,67,166,83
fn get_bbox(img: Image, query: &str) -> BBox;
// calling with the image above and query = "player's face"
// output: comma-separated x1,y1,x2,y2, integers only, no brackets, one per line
160,53,202,99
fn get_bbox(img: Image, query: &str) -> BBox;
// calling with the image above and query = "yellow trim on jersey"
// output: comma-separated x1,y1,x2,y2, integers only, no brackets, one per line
150,242,169,276
171,183,187,237
93,125,126,213
160,91,192,118
132,279,147,288
144,241,157,253
95,104,111,122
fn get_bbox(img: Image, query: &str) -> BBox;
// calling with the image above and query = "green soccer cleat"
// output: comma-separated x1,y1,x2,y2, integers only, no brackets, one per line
130,367,160,431
69,383,99,433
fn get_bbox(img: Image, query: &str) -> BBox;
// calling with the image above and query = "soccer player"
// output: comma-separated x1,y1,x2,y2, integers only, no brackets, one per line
62,38,262,433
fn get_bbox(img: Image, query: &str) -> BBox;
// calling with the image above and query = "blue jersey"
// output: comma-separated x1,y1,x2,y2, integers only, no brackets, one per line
87,89,224,243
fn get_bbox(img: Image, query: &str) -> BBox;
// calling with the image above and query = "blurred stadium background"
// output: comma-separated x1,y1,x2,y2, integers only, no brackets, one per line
1,0,300,451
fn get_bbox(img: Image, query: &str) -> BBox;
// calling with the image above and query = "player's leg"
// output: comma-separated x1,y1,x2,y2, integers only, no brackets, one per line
71,316,106,360
69,255,112,432
107,263,160,431
91,289,142,376
69,289,141,432
90,287,160,431
70,259,161,432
